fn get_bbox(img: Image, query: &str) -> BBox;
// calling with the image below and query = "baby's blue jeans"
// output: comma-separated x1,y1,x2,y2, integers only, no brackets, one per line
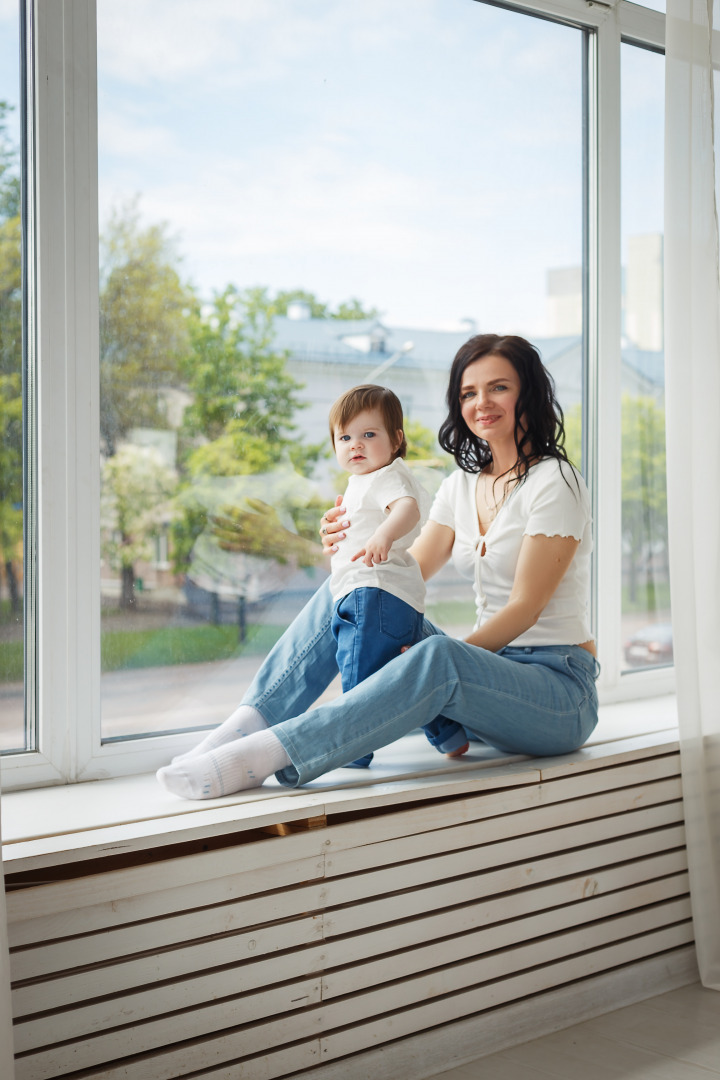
331,587,467,765
241,579,599,788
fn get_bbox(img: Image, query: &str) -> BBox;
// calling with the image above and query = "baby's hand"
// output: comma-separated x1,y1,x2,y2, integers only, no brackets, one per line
351,530,392,567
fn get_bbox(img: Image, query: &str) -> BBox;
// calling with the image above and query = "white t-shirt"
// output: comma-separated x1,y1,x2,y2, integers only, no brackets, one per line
429,457,593,646
330,458,430,612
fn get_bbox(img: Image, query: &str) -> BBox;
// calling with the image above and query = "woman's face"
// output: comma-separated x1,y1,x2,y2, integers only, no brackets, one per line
458,353,522,448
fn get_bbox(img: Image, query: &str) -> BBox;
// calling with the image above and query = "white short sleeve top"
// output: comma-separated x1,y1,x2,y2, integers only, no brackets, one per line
329,458,430,612
429,457,593,646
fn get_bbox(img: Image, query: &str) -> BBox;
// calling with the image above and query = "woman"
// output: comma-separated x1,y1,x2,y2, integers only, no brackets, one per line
158,334,599,799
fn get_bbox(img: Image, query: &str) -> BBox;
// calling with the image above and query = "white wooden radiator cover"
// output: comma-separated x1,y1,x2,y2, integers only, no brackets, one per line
5,737,696,1080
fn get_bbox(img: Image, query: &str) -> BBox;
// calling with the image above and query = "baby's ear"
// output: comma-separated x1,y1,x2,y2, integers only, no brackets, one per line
395,429,404,450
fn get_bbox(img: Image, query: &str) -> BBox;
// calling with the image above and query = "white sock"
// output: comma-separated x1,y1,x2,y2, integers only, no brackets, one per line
157,729,290,800
172,705,268,763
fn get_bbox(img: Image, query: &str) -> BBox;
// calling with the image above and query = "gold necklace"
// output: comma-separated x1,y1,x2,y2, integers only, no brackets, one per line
477,469,516,527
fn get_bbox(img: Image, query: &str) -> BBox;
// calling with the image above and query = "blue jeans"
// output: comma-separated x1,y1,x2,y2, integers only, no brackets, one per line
331,588,466,766
332,588,423,767
241,580,599,788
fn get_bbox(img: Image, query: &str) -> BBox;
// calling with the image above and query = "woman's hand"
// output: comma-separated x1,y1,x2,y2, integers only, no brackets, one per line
320,496,350,554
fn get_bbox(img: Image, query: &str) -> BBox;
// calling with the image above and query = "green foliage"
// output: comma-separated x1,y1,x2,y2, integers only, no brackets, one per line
270,288,379,321
563,403,582,470
0,103,22,612
621,393,668,607
332,297,380,320
101,444,178,607
181,285,322,472
99,200,194,456
404,418,445,463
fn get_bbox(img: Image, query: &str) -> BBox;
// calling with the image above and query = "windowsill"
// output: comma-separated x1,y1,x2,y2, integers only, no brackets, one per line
1,695,679,873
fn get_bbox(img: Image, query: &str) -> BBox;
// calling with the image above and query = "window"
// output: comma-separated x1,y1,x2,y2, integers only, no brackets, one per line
620,43,669,676
95,0,584,744
0,2,24,754
0,0,674,788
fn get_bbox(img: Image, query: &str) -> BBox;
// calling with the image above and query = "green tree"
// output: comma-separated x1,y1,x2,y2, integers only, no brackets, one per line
99,200,194,456
621,393,668,608
270,288,379,321
404,418,444,463
0,102,22,616
563,403,582,470
173,286,326,574
100,444,178,609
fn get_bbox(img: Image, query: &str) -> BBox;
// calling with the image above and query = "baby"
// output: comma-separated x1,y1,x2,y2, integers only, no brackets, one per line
328,384,467,765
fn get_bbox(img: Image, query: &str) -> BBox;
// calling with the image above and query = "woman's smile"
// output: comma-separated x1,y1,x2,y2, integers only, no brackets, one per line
459,353,521,448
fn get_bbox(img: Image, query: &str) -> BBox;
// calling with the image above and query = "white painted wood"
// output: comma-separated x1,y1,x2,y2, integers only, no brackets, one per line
6,837,327,926
290,949,698,1080
1,734,679,869
326,795,684,880
321,896,693,1001
323,775,683,872
326,836,687,939
13,886,692,1050
7,852,326,945
12,869,689,1024
16,977,322,1080
6,738,690,1080
10,880,327,980
11,916,322,1016
9,778,684,952
14,929,695,1080
316,926,695,1065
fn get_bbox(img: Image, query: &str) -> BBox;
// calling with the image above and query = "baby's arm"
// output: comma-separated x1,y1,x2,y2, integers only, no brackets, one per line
351,496,420,567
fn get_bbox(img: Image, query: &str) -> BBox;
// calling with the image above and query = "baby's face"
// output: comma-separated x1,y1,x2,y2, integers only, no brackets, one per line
333,408,402,476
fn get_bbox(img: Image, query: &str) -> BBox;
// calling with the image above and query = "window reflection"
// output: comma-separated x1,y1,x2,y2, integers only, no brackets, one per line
0,14,24,752
97,0,584,741
620,44,671,673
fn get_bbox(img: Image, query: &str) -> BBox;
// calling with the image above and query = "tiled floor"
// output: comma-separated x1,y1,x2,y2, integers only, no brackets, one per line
426,983,720,1079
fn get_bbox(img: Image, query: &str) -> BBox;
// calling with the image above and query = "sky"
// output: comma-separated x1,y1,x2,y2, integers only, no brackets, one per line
0,0,665,336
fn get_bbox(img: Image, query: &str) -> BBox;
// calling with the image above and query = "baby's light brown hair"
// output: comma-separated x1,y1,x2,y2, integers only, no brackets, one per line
328,384,407,459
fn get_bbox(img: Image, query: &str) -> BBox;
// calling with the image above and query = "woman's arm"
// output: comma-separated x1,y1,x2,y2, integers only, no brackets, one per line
464,533,580,652
409,520,455,581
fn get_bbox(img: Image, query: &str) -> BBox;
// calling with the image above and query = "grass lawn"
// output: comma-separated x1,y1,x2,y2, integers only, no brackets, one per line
100,623,286,672
0,623,288,683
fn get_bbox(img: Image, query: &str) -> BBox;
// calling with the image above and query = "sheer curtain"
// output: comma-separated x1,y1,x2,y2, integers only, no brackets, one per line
0,790,16,1076
665,0,720,990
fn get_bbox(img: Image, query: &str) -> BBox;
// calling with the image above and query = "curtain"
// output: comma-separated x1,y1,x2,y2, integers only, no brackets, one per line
664,0,720,990
0,790,16,1076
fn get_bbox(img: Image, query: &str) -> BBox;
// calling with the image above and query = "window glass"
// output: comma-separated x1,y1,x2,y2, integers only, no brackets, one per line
620,43,671,673
0,5,25,752
97,0,584,742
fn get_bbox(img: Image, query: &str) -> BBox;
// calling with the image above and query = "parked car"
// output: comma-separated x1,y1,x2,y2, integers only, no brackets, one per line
623,622,674,667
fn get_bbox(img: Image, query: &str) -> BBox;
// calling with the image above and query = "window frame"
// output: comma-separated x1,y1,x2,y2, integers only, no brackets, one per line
1,0,674,791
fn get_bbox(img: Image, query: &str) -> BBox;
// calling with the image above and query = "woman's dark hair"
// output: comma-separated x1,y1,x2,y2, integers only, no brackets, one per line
438,333,571,480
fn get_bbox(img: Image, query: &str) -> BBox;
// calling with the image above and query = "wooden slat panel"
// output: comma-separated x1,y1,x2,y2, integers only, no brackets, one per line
11,814,686,982
23,924,691,1080
326,834,687,938
12,864,689,1027
7,852,326,944
326,792,683,878
13,876,691,1050
10,787,682,952
12,915,322,1016
15,890,692,1069
316,923,695,1066
10,880,328,981
14,976,323,1080
322,891,693,1000
6,752,680,931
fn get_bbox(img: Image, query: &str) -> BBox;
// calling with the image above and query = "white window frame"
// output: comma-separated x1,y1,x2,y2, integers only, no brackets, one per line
1,0,673,791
